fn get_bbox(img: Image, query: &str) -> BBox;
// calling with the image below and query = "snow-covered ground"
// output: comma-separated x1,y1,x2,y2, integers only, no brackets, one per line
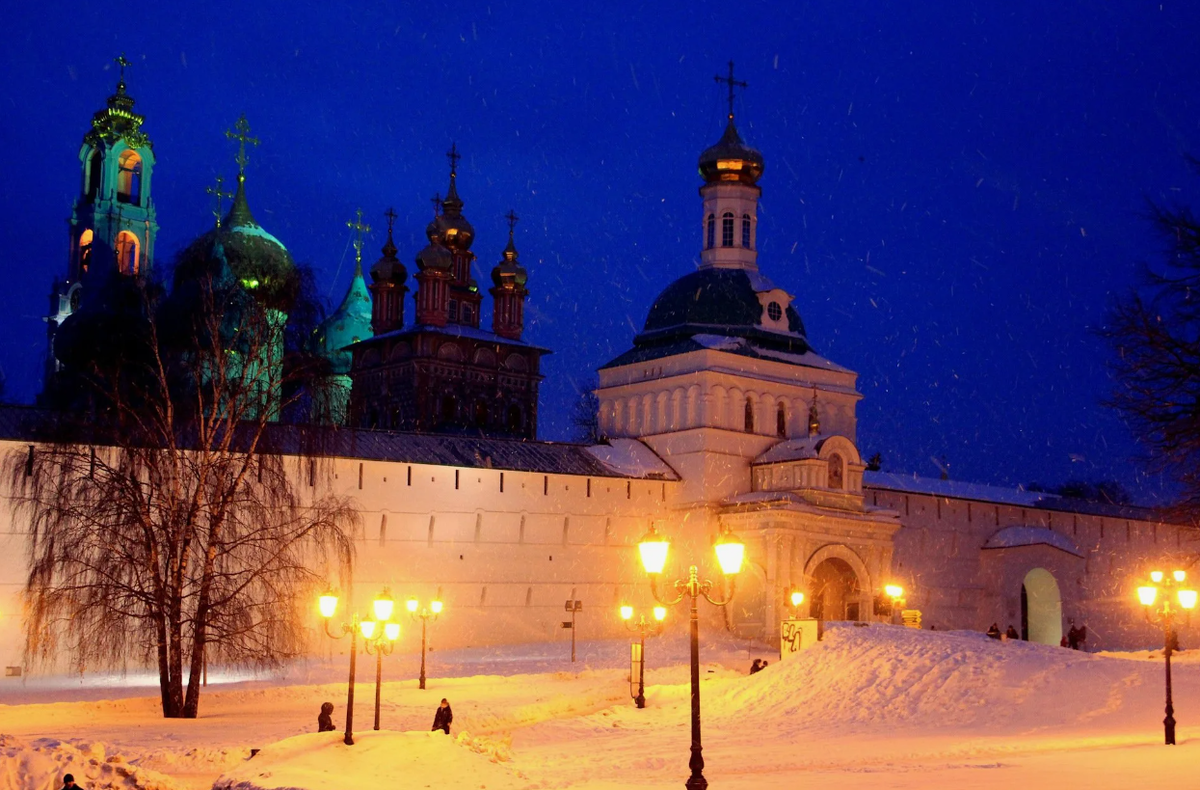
1,624,1196,789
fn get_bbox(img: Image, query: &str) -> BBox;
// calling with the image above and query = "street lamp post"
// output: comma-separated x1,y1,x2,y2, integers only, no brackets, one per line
884,584,905,625
318,588,399,745
639,523,745,790
406,597,443,690
565,599,583,662
620,604,666,709
1137,569,1198,745
363,620,401,730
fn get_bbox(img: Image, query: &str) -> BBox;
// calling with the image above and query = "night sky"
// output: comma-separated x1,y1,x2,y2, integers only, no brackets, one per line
3,2,1198,499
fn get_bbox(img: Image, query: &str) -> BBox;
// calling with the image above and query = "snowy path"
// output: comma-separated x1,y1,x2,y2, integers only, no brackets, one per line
1,625,1196,789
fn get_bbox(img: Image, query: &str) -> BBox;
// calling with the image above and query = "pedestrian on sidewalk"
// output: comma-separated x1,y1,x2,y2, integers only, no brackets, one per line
432,698,453,735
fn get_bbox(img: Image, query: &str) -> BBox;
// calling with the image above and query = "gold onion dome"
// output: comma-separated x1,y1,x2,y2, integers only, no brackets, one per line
492,225,527,287
436,146,475,251
416,223,453,272
698,118,764,186
370,215,407,285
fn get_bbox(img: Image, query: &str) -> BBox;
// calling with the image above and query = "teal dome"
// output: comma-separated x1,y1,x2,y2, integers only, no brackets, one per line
314,263,373,375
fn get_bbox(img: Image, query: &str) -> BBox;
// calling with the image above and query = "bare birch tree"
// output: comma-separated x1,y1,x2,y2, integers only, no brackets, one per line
9,242,357,718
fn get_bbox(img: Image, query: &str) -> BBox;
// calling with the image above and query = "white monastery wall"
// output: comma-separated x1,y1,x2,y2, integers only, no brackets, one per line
870,486,1194,651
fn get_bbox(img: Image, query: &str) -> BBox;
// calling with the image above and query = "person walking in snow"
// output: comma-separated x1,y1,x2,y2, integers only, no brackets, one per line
432,698,453,734
1067,623,1079,649
986,623,1001,640
1005,625,1019,641
749,659,763,674
61,774,81,790
318,701,336,732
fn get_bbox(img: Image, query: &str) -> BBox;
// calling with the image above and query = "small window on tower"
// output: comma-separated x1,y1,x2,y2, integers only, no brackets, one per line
448,300,459,321
722,212,734,247
115,231,140,275
78,229,94,275
462,305,473,325
706,214,715,250
507,405,524,433
86,150,102,200
742,214,752,248
116,150,142,206
744,399,755,433
776,403,787,437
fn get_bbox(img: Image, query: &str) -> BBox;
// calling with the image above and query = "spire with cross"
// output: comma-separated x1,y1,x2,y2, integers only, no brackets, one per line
443,143,463,210
225,115,260,179
115,53,131,93
346,209,371,271
505,210,519,236
380,207,399,259
205,176,232,229
714,60,747,122
430,193,442,219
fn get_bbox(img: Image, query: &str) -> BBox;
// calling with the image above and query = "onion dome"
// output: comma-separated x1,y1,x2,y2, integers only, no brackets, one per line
416,221,453,272
370,212,407,286
698,118,764,186
491,222,528,288
313,261,373,375
436,144,475,251
216,175,296,305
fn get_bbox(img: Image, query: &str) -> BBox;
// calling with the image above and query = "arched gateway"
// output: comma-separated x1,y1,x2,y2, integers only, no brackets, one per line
1021,567,1062,645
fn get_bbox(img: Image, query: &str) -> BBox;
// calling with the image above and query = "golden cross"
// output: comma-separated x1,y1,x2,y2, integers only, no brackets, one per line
714,60,747,121
205,175,232,228
346,209,371,266
505,209,519,235
225,114,260,176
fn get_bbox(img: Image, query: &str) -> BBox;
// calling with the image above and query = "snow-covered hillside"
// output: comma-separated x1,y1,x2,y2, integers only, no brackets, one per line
1,624,1195,789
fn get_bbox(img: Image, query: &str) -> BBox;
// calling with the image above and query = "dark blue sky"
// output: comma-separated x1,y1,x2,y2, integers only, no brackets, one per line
3,1,1198,497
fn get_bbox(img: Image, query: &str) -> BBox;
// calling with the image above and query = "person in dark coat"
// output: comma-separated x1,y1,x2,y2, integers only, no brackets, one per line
749,659,763,674
986,623,1001,640
1075,624,1087,650
318,701,336,733
61,775,82,790
432,698,453,734
1005,625,1019,641
1067,624,1079,649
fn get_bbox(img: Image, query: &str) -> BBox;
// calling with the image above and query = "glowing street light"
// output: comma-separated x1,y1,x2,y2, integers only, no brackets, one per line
317,588,400,743
1136,568,1198,745
620,604,666,709
883,584,906,624
638,522,744,790
407,597,443,690
789,589,805,609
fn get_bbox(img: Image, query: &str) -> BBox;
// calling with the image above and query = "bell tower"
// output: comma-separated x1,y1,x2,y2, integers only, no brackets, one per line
45,55,158,388
69,55,158,283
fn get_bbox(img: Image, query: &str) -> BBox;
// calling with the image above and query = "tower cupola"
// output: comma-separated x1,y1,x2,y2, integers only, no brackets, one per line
698,62,762,272
490,210,530,340
369,208,409,334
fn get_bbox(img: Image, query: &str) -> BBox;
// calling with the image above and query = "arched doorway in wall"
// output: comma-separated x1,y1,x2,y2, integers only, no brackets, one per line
1020,567,1062,645
809,557,861,621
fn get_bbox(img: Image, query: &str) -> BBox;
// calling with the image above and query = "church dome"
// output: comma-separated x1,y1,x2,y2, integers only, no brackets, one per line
313,264,372,375
415,224,453,272
214,179,296,307
370,223,407,286
642,268,804,337
698,119,764,186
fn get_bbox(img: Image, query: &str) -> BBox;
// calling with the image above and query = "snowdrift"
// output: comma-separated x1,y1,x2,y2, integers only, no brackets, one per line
211,730,531,790
0,736,179,790
704,623,1189,735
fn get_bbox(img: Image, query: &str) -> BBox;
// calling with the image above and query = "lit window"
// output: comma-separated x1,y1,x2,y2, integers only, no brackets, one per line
115,231,140,275
78,228,94,274
722,212,734,247
117,150,142,206
706,214,715,250
742,215,751,248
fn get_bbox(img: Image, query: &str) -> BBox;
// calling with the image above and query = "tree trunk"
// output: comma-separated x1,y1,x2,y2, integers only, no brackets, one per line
154,612,178,718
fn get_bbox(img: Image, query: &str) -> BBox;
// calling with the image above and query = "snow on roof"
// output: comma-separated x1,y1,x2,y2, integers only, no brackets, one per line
693,333,746,351
983,526,1084,557
584,438,679,480
864,471,1055,508
753,436,824,464
230,223,287,250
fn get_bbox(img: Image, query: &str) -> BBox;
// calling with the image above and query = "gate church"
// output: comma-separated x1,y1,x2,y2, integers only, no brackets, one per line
0,65,1192,676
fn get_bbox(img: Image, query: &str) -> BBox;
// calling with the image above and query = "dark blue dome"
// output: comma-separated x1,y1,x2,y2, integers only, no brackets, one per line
642,268,805,337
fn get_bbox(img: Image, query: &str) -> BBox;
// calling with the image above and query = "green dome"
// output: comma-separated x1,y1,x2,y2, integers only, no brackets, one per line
313,263,373,375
